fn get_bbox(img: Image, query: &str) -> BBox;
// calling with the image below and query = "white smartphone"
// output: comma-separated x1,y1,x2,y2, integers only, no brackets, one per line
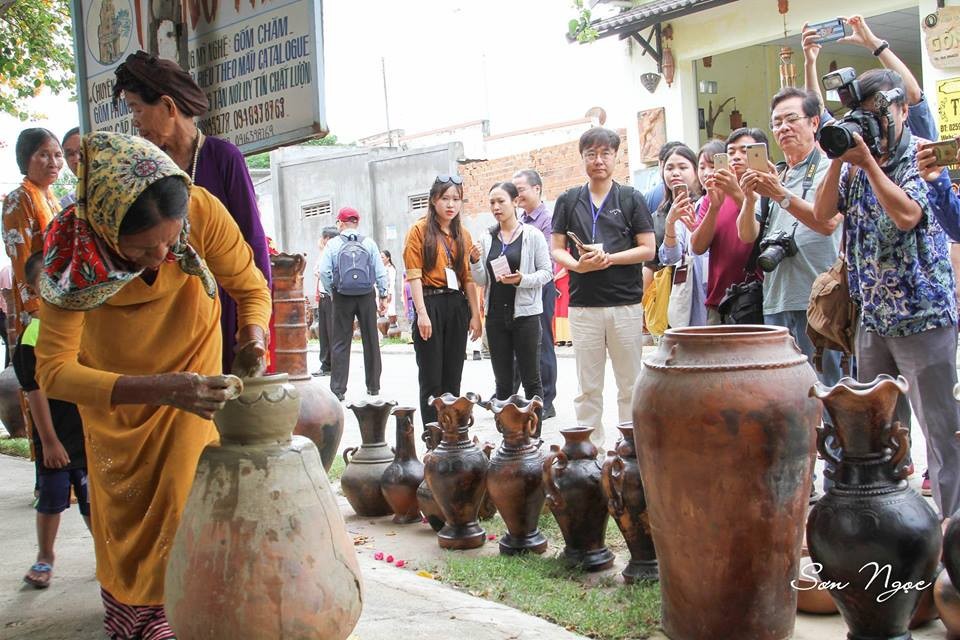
745,143,769,172
713,152,730,172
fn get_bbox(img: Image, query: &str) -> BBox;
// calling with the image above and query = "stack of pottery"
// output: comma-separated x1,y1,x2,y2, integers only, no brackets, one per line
270,253,345,472
423,393,489,549
417,422,445,531
633,325,819,639
482,395,547,555
600,422,657,583
543,426,614,571
380,407,423,524
341,400,396,517
165,374,363,640
808,375,941,640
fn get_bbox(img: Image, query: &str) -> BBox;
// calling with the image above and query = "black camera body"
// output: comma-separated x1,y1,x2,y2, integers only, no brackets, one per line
816,67,903,159
757,230,798,273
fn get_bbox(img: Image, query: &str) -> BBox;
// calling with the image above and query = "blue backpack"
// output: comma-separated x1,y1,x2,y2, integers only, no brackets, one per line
333,234,375,295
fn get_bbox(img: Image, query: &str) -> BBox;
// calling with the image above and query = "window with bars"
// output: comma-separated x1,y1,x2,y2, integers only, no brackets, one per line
408,193,429,213
301,199,332,220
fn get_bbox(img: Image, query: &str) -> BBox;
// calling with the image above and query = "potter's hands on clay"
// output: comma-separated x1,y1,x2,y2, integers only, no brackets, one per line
232,324,267,378
162,372,235,419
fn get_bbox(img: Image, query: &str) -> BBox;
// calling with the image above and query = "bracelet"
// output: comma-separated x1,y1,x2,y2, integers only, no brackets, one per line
873,40,889,57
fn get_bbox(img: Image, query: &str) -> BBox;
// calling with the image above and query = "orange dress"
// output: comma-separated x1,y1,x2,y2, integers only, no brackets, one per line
2,178,56,334
35,187,272,605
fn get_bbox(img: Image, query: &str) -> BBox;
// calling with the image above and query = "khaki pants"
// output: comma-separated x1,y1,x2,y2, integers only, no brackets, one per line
568,303,644,447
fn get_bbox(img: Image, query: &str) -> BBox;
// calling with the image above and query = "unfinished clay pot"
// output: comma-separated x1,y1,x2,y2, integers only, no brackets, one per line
634,325,819,640
601,422,657,583
165,374,363,640
380,407,423,524
543,426,613,572
0,365,25,437
341,399,397,517
270,253,345,472
417,422,444,531
808,376,941,640
423,393,488,550
481,395,547,555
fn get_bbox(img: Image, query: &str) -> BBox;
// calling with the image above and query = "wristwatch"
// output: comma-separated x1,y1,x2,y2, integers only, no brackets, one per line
778,192,792,209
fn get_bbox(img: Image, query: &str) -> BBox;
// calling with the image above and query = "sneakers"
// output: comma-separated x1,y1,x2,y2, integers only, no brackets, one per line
312,368,331,377
542,406,557,421
922,471,932,497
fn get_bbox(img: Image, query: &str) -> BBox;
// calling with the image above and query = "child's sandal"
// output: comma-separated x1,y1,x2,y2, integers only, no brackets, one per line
23,562,52,589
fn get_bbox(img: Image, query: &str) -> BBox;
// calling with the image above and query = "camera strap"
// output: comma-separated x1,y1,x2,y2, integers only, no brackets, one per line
800,149,821,200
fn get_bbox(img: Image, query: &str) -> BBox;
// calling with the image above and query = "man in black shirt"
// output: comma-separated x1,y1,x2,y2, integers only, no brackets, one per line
551,128,655,445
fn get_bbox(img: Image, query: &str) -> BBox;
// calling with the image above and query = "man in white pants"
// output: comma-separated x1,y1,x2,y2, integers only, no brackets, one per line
551,127,655,446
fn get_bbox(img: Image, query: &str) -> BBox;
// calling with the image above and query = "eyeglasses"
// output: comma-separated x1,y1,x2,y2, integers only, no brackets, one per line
435,174,464,185
583,150,616,162
770,113,811,130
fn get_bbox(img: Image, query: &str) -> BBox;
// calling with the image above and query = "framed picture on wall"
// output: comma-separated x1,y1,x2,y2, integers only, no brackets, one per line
637,107,666,164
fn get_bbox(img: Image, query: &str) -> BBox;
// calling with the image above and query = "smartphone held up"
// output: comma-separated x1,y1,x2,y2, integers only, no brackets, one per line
924,139,960,167
807,17,848,44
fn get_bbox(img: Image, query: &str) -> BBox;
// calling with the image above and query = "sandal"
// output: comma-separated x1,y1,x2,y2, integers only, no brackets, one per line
23,562,52,589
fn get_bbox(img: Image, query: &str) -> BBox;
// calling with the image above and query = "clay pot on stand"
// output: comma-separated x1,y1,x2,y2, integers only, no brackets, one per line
808,375,941,640
543,426,614,571
417,423,445,531
165,374,363,639
341,399,397,517
481,395,547,555
633,326,820,640
601,422,657,583
423,393,489,550
270,253,344,472
380,407,423,524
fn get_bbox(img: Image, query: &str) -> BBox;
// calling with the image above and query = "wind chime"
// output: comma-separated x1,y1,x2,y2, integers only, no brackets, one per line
778,0,796,88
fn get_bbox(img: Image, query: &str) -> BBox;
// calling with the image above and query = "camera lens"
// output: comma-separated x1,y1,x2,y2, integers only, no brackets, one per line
818,120,863,159
758,244,786,273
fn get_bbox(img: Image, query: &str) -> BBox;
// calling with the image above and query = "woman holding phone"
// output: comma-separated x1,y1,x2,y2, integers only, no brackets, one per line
470,182,552,430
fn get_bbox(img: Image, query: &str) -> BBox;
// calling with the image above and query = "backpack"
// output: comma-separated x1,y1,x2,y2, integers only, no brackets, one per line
333,234,375,295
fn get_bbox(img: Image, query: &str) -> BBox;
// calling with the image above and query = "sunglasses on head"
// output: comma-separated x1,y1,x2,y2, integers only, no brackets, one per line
435,174,464,185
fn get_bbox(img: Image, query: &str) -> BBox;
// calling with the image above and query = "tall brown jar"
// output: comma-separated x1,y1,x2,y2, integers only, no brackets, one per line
341,399,396,517
633,326,819,640
380,407,423,524
543,426,613,571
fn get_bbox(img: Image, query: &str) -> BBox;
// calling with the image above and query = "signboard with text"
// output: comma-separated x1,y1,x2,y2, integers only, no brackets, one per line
70,0,327,154
936,77,960,140
924,7,960,71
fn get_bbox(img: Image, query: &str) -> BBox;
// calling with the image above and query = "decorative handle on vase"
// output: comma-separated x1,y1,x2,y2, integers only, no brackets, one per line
886,420,911,480
601,454,625,516
815,426,841,480
524,413,539,440
542,447,567,510
482,441,494,460
342,446,358,465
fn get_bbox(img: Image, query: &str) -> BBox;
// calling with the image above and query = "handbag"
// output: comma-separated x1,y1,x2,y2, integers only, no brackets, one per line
718,196,770,325
667,255,693,328
642,265,674,336
806,217,857,372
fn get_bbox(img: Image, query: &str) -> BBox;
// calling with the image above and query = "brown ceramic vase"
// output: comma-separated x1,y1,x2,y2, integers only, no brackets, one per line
423,393,488,550
417,422,445,531
380,407,423,524
341,399,396,517
270,253,344,472
543,426,614,571
601,422,657,583
165,374,363,639
481,395,547,555
633,325,819,640
807,376,941,640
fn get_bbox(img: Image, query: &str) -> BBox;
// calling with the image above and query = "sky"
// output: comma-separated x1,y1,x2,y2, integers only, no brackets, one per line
0,0,630,191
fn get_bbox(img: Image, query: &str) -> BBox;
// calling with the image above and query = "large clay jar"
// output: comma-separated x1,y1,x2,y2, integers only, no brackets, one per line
482,395,547,555
271,253,344,472
423,393,489,550
0,365,25,437
543,426,613,572
380,407,423,524
417,422,444,532
165,374,363,639
808,375,941,640
341,399,396,517
601,422,657,583
633,325,819,640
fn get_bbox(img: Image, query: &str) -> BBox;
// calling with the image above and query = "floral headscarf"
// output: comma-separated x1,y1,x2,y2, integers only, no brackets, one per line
40,132,216,310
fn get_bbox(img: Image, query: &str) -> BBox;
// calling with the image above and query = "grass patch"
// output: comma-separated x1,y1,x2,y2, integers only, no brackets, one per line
436,511,658,639
380,336,408,346
0,437,31,458
327,455,345,482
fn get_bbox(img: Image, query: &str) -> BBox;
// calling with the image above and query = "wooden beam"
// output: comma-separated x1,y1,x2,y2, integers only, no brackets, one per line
629,23,663,70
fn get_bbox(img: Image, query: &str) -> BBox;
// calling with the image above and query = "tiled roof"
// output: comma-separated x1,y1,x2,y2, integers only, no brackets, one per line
591,0,739,40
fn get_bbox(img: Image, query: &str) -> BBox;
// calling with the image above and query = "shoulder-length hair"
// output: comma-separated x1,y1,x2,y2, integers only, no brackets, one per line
657,144,699,215
422,180,467,283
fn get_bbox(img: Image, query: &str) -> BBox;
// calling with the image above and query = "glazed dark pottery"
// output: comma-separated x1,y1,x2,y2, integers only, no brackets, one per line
416,422,444,531
341,399,396,517
380,407,423,524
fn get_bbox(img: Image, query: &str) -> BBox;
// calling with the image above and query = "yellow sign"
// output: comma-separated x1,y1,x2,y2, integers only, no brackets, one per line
937,78,960,139
924,8,960,70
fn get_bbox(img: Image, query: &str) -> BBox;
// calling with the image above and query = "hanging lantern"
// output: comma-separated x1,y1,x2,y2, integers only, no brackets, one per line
779,46,797,88
640,72,662,93
730,107,743,130
661,24,676,87
702,56,713,68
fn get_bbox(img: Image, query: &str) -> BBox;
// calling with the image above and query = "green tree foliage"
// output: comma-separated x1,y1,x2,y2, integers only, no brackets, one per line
0,0,76,119
245,133,339,170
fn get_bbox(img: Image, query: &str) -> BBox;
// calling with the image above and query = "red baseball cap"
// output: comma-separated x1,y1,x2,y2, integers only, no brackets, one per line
337,206,360,222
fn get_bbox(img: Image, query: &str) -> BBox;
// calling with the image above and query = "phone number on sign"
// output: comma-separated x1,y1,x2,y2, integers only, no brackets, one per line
235,125,275,146
233,98,286,130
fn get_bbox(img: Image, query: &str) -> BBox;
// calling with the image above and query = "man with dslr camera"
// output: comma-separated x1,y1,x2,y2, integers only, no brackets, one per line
736,87,843,385
813,68,960,519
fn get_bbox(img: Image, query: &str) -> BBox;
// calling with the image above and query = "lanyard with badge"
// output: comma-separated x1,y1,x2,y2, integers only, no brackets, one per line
589,192,610,244
489,225,520,280
440,234,460,291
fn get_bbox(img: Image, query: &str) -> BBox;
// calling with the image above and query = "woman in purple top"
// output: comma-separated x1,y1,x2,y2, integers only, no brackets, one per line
113,51,272,373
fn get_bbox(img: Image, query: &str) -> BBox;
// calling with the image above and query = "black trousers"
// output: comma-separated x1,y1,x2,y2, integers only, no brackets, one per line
331,291,382,396
490,313,543,433
413,292,469,425
317,294,334,372
512,286,557,411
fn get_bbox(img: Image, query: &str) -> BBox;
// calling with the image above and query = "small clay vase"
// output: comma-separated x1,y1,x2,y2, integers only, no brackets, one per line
417,422,444,531
543,426,614,571
341,399,397,517
481,395,547,555
475,434,498,521
936,569,960,639
380,407,423,524
601,422,658,583
377,316,390,337
808,375,942,640
387,322,401,339
423,393,489,550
